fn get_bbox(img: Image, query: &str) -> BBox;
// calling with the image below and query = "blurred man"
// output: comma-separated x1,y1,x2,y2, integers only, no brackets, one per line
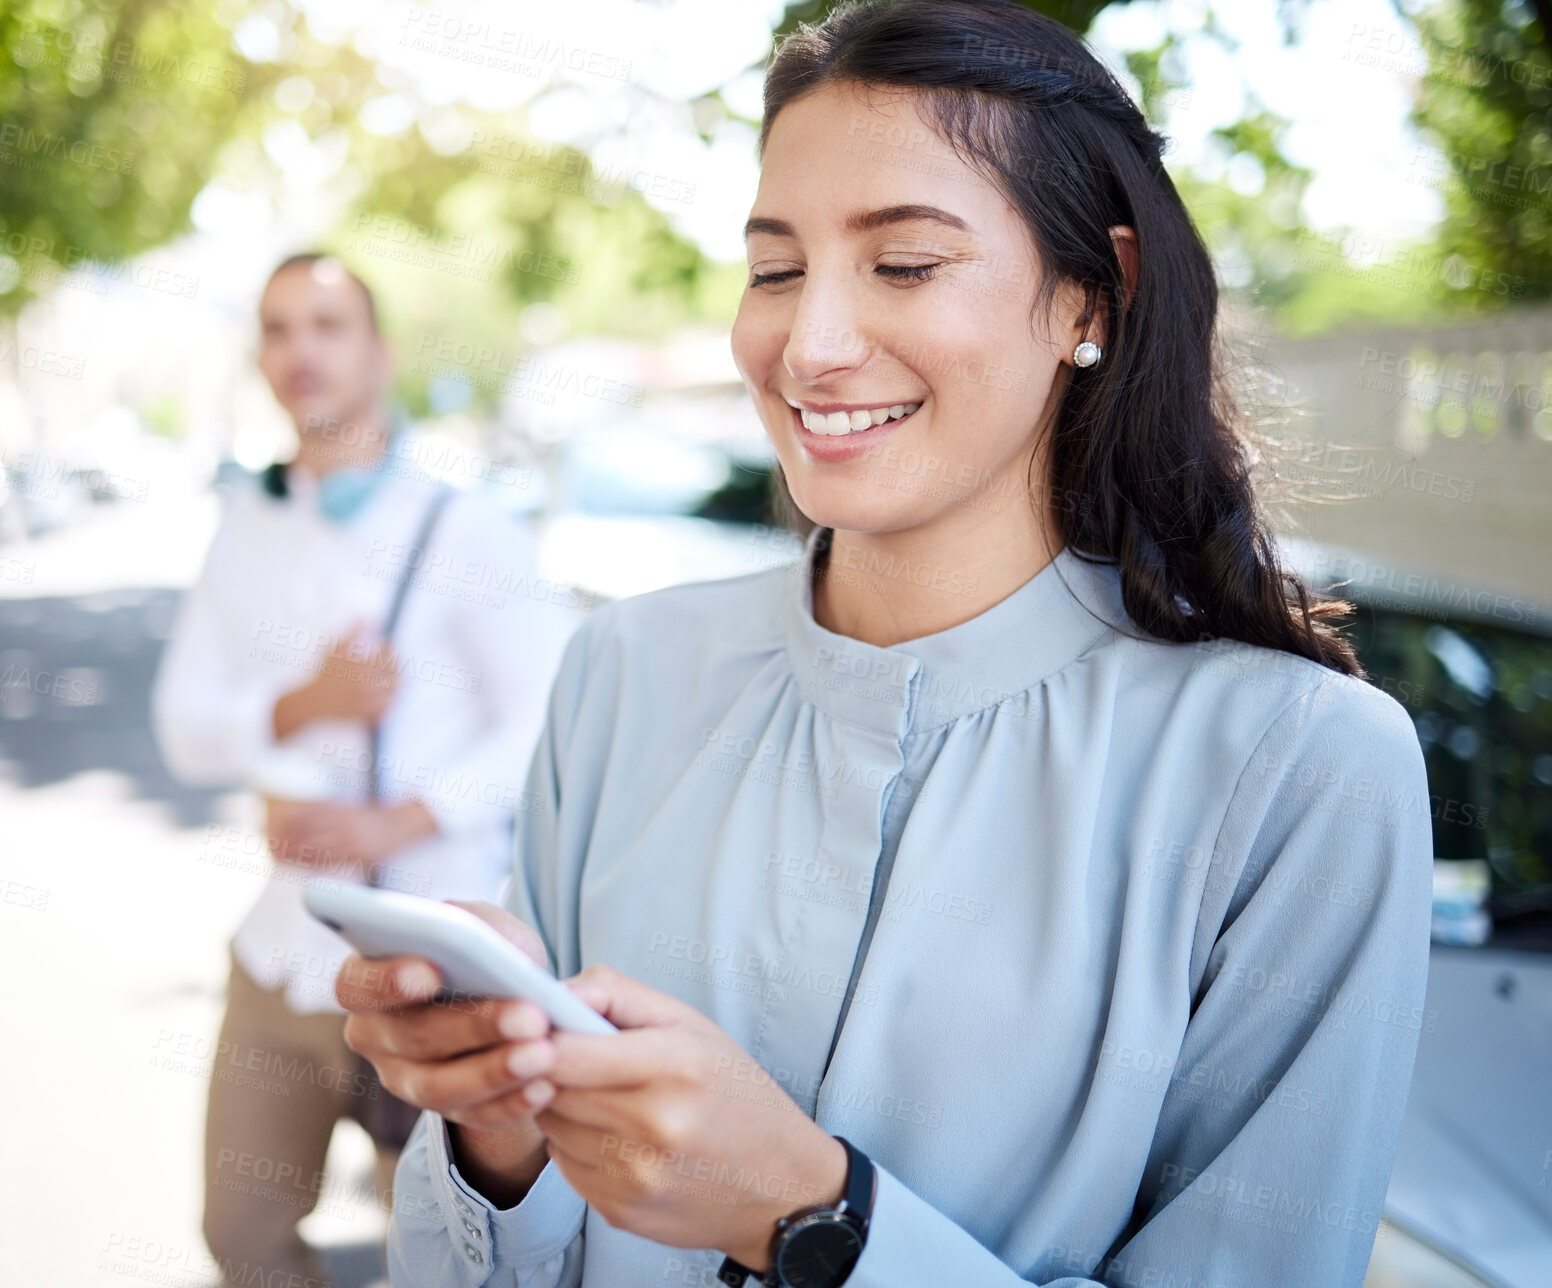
151,253,580,1288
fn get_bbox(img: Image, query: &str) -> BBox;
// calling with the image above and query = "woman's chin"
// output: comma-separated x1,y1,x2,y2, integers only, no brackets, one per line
786,482,926,536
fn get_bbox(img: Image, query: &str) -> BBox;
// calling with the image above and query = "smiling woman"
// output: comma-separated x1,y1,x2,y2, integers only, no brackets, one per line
335,4,1436,1287
735,3,1361,662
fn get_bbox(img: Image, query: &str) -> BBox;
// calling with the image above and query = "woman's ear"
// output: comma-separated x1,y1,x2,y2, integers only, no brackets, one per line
1062,228,1140,363
1109,225,1139,309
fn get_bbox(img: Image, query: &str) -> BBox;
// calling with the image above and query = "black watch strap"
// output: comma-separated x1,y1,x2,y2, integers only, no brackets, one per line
717,1136,876,1287
716,1258,774,1287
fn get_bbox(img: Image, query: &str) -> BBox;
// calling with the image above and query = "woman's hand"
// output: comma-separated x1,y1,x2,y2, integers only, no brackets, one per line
525,966,848,1272
333,900,561,1205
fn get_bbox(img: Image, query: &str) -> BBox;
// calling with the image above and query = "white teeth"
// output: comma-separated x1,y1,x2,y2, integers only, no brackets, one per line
797,401,922,435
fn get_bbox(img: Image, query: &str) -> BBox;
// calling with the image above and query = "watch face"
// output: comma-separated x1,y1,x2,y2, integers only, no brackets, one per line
775,1215,864,1288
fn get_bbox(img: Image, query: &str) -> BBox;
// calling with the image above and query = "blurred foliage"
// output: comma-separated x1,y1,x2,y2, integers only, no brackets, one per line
0,0,1544,398
1193,0,1552,336
771,0,1123,41
0,0,262,315
1124,32,1324,330
334,118,748,416
1121,1,1535,337
1408,0,1552,308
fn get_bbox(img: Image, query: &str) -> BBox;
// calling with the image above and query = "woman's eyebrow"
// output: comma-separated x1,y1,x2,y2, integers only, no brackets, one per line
743,204,973,241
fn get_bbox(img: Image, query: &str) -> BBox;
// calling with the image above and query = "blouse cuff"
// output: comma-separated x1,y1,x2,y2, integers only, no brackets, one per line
844,1159,1061,1287
428,1111,588,1273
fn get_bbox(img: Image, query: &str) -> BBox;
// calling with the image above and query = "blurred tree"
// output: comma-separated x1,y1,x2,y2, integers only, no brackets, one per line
770,0,1125,41
1407,0,1552,307
334,114,747,416
0,0,261,315
0,0,1539,369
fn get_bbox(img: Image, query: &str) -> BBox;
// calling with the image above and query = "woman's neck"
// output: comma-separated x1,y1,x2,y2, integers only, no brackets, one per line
811,499,1060,649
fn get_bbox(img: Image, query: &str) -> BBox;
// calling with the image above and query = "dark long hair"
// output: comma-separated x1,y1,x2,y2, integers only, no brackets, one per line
760,0,1364,678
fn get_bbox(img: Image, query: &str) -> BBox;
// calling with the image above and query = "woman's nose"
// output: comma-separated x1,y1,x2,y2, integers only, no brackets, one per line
782,274,872,386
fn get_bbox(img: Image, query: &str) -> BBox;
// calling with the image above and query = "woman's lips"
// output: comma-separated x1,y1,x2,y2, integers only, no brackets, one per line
789,401,921,461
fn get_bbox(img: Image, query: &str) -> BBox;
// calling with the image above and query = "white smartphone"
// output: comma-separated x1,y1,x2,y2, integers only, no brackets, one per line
303,879,616,1035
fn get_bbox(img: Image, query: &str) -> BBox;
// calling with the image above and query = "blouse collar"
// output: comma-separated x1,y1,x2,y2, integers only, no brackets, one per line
780,525,1130,737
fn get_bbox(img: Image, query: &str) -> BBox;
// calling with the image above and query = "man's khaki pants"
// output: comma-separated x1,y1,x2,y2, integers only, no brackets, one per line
203,947,400,1288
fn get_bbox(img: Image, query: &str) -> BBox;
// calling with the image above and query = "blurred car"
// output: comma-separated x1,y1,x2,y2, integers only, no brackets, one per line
530,419,799,602
1280,538,1552,1288
0,455,98,538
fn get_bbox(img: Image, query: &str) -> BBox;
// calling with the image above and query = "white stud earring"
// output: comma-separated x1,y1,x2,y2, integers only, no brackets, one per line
1073,340,1102,368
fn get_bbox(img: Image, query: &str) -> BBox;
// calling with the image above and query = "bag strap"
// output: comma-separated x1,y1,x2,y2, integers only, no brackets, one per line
365,486,457,852
380,484,457,648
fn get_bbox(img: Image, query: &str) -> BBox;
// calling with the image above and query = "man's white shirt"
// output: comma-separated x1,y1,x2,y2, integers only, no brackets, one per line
152,453,583,1014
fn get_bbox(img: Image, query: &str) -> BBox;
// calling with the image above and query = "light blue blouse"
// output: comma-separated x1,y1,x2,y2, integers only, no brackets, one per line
385,528,1435,1288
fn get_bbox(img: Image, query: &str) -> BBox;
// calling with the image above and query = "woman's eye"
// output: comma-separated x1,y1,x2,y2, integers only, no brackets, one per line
749,263,940,288
877,263,939,282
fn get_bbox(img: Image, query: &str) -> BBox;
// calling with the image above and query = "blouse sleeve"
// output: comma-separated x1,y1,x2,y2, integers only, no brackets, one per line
386,609,614,1287
844,676,1435,1288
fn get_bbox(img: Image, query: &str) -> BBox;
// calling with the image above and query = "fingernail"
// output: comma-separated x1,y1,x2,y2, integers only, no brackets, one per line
397,964,437,996
498,1005,541,1040
506,1044,548,1078
522,1079,553,1106
567,982,603,1008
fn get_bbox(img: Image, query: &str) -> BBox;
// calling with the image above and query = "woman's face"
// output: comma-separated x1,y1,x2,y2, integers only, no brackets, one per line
731,80,1078,537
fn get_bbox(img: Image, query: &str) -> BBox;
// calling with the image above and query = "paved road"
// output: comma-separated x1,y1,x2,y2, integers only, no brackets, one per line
0,500,391,1288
